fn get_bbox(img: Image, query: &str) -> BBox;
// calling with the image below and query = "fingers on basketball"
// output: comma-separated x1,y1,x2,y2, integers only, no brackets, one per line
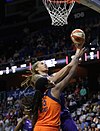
70,29,85,49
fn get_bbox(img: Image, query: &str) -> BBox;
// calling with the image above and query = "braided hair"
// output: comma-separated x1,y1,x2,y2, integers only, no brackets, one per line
21,61,40,88
21,75,33,88
20,90,43,127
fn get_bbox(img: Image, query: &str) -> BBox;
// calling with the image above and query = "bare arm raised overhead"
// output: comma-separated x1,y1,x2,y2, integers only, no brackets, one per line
49,42,85,84
51,47,86,99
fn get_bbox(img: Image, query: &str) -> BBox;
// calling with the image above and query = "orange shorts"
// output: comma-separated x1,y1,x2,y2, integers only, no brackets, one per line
34,125,60,131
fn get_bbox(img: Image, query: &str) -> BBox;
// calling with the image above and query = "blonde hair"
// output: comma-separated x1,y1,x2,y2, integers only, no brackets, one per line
21,61,41,88
21,75,33,87
31,61,40,75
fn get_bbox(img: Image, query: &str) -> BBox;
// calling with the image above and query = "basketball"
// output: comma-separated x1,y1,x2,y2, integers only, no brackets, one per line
70,29,85,44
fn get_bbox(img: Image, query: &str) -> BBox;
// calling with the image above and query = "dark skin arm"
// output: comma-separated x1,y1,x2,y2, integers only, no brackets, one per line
51,47,86,99
14,115,28,131
48,42,85,84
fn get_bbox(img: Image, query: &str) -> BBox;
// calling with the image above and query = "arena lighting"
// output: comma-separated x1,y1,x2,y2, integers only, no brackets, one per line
0,64,28,75
85,53,87,61
90,52,95,60
84,50,100,61
20,64,27,68
0,71,3,75
6,67,10,74
97,51,100,59
15,66,29,72
29,62,32,70
66,56,68,64
11,66,17,73
91,47,95,51
44,58,57,67
45,57,69,66
0,51,100,75
0,59,58,75
57,59,66,65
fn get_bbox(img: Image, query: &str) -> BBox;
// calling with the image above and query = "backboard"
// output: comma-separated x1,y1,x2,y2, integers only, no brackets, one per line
42,0,100,26
80,0,100,13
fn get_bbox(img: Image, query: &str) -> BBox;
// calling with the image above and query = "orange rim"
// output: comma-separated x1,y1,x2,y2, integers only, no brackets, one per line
48,0,80,4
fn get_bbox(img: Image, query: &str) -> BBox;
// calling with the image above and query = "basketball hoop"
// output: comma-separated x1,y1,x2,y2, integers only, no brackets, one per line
42,0,79,26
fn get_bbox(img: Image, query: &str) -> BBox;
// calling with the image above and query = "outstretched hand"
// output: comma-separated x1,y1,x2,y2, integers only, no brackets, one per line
69,47,87,67
76,47,87,59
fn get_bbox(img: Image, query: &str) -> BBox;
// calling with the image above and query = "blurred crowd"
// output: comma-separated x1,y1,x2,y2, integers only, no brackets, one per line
0,12,100,131
0,19,100,67
0,76,100,131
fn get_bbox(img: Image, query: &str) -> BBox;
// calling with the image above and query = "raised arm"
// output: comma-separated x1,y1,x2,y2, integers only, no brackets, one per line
14,115,28,131
49,47,83,84
51,47,86,99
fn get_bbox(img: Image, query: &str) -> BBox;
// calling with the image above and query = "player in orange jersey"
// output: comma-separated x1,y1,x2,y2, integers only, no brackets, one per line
21,43,85,131
29,47,86,131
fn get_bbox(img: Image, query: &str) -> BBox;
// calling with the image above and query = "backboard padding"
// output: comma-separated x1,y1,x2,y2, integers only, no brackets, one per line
80,0,100,13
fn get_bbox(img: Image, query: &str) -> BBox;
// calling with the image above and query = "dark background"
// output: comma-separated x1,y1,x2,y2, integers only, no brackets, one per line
0,0,100,91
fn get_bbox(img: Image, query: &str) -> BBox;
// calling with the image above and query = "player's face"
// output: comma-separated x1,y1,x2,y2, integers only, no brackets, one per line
36,61,48,73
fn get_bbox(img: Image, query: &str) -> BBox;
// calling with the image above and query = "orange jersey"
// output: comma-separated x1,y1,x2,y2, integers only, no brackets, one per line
34,126,60,131
34,89,61,130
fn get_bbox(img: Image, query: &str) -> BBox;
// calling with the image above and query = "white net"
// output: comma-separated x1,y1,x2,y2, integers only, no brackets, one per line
42,0,75,26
